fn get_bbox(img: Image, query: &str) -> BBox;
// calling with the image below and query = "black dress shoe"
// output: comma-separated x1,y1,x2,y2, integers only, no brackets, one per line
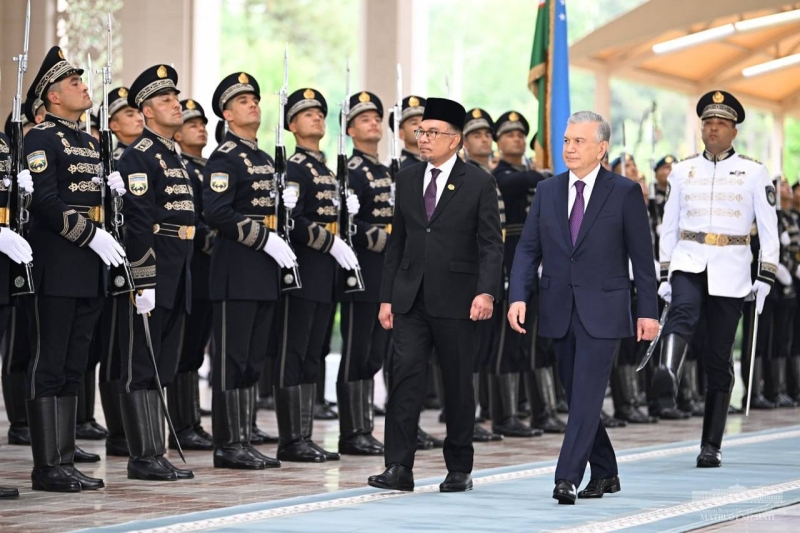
0,485,19,498
363,433,385,453
214,444,268,470
170,428,213,451
307,438,340,460
339,434,384,455
8,425,31,445
601,410,627,428
553,479,576,504
493,417,542,437
472,424,503,442
244,444,281,468
532,415,568,434
373,405,386,417
728,404,742,415
556,399,569,414
578,476,620,498
32,466,81,493
417,426,444,448
74,445,100,463
155,456,195,479
277,439,326,463
696,444,721,468
440,472,472,492
657,406,692,420
368,464,414,491
76,421,108,440
127,457,178,481
250,424,280,445
200,407,212,417
62,465,105,490
615,406,658,424
478,408,490,421
313,403,338,420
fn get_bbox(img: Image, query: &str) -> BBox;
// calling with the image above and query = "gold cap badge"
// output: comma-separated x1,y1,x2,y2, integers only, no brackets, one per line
509,112,519,122
665,156,674,163
358,92,370,103
58,48,65,60
408,96,420,107
712,91,724,104
118,87,128,98
303,88,315,99
186,99,196,110
157,65,168,79
238,72,249,84
471,109,482,118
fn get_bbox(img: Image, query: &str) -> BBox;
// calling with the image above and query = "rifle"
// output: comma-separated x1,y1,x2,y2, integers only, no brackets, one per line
98,13,134,295
85,54,93,135
337,60,364,293
388,64,401,205
6,0,34,296
274,44,301,291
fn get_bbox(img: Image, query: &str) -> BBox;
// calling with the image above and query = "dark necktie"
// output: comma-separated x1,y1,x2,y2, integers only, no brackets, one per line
424,168,441,220
569,180,586,245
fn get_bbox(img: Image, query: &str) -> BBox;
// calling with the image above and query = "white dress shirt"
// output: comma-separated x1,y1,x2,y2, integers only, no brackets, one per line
568,163,601,217
423,152,458,205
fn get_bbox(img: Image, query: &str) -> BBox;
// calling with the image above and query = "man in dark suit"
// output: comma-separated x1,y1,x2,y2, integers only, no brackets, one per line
368,98,503,493
507,111,659,504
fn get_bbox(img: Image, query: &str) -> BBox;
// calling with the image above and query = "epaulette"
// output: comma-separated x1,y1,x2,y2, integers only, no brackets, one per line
738,154,762,164
217,141,237,154
134,138,153,152
33,121,55,131
290,153,307,164
679,153,699,162
347,156,362,170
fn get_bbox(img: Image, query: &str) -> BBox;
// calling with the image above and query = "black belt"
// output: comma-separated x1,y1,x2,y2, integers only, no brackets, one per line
245,215,277,230
72,205,103,223
153,223,195,240
680,230,750,246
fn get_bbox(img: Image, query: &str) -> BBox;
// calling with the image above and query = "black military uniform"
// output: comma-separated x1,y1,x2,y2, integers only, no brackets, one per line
203,72,281,470
163,98,215,453
334,91,390,456
490,111,550,437
95,86,135,458
388,96,426,170
24,46,106,492
789,199,800,403
116,65,194,482
275,87,340,463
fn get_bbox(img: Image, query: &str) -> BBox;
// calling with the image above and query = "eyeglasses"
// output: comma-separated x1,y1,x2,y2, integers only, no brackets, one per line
414,129,457,141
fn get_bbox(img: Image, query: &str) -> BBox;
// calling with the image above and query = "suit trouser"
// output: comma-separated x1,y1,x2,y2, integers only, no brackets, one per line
27,295,105,399
662,271,743,393
339,301,389,382
179,297,212,374
552,305,620,486
212,300,275,391
276,295,333,388
385,289,475,472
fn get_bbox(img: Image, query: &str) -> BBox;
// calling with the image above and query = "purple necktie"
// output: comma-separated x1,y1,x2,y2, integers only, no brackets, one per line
569,180,585,245
424,168,441,220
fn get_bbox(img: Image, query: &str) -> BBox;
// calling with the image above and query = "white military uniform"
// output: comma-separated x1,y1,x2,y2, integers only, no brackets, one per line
659,147,779,298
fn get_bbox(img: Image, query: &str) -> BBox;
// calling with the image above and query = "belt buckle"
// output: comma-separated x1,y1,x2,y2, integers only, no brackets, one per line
717,234,729,246
704,233,719,246
89,205,103,223
386,223,392,235
178,226,195,240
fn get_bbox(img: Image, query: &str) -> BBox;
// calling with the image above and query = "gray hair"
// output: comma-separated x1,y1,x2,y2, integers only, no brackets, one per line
567,111,611,143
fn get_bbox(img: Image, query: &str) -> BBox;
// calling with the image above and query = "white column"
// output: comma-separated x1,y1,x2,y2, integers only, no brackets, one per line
594,70,611,120
771,112,785,174
191,0,221,157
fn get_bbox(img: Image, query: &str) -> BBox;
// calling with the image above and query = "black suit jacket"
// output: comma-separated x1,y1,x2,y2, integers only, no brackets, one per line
380,156,503,319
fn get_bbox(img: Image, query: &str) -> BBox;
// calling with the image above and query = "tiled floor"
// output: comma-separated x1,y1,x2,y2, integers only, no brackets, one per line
0,362,798,532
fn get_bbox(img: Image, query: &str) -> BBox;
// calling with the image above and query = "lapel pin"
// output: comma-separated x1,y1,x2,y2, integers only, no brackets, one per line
447,184,455,190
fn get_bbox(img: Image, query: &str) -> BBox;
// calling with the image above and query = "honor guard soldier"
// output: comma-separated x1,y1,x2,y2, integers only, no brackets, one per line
491,111,552,437
461,108,504,442
203,72,296,469
389,96,426,170
337,91,390,456
116,64,195,481
97,85,144,459
24,46,127,492
168,98,214,452
656,90,779,468
276,87,359,462
0,126,35,499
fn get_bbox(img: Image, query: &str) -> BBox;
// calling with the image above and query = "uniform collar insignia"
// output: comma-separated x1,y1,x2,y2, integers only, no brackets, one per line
703,146,735,163
401,148,421,162
46,112,79,131
354,148,380,166
144,126,175,152
227,130,258,152
182,153,207,167
298,145,325,164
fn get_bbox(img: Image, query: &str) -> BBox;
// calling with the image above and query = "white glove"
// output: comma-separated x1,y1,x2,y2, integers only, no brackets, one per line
135,289,156,315
654,259,660,279
4,170,34,196
752,280,771,315
655,224,662,236
628,260,635,281
657,281,671,303
92,171,126,196
329,236,359,270
346,192,360,214
263,232,296,268
795,265,800,280
88,228,125,267
282,188,298,210
0,228,32,264
780,231,791,247
777,264,793,286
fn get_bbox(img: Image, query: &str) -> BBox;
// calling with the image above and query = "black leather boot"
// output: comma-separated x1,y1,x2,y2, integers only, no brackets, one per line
526,368,566,433
249,385,278,444
150,390,194,479
301,383,340,460
212,389,266,469
338,381,379,455
57,396,105,490
168,372,213,450
75,371,108,440
651,334,691,420
99,380,129,456
472,373,502,442
766,358,797,408
677,360,705,416
744,356,777,410
490,373,541,437
613,365,657,424
788,356,800,403
275,385,325,462
27,396,81,492
239,387,279,467
361,379,385,451
3,371,30,445
120,390,177,481
190,371,213,441
0,484,19,498
697,390,731,468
